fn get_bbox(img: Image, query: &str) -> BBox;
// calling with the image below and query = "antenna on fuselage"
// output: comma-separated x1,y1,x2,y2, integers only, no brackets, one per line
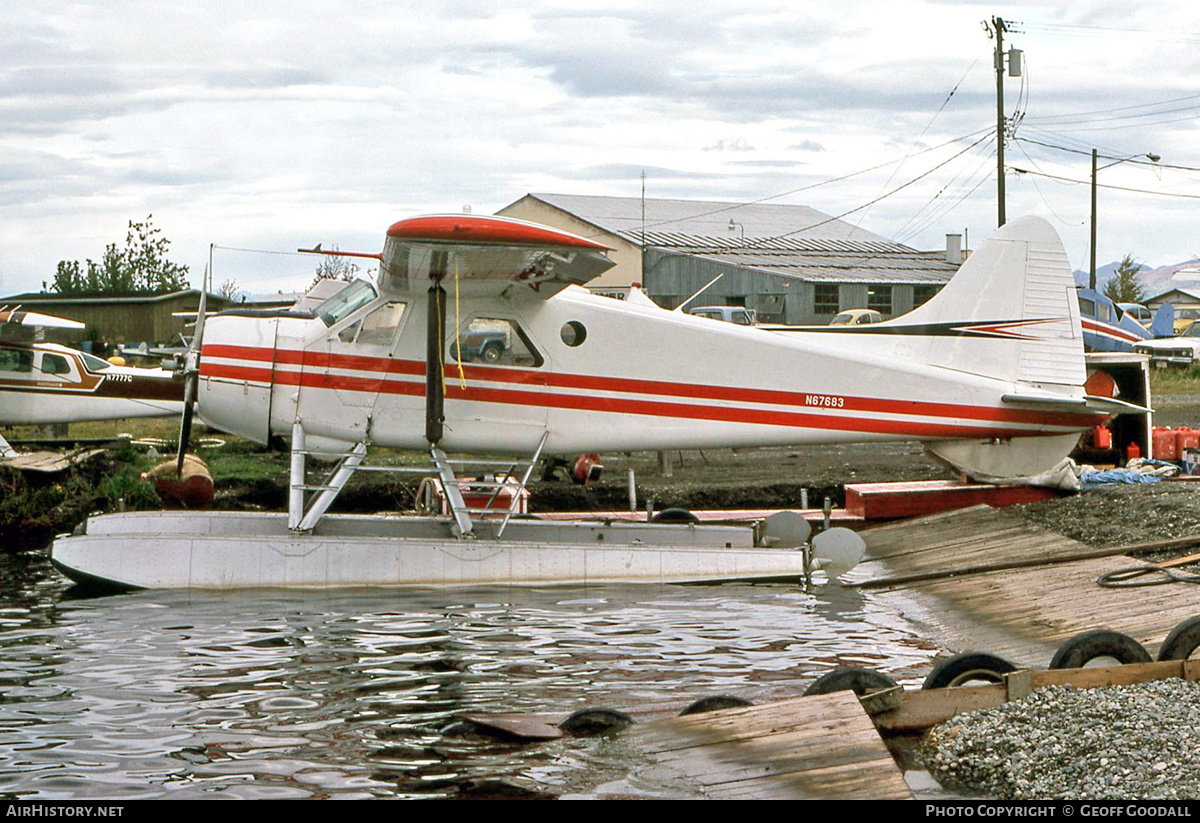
674,273,725,313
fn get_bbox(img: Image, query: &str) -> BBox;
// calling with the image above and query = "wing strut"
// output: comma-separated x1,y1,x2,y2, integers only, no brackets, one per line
425,250,448,445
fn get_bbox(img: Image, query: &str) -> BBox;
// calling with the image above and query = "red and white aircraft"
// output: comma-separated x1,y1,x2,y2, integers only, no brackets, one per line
53,213,1127,590
0,307,185,459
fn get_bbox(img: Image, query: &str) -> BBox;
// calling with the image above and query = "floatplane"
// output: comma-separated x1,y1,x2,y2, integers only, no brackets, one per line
1075,287,1173,353
0,307,184,459
51,214,1136,591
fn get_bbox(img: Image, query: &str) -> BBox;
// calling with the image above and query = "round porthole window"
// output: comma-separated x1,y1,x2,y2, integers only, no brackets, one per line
560,321,587,347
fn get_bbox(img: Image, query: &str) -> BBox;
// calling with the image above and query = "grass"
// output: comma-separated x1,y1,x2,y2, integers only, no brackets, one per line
1149,364,1200,397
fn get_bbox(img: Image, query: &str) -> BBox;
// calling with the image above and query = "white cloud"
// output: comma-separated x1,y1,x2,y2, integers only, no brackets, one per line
2,0,1200,295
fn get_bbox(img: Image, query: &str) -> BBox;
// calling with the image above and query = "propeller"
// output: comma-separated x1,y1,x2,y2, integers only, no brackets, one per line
176,256,210,474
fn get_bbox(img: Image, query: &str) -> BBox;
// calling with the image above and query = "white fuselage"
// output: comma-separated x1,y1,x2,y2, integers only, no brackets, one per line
197,285,1098,457
0,341,184,426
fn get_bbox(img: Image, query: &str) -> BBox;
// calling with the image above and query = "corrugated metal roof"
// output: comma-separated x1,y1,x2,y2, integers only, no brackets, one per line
525,193,899,246
646,246,958,285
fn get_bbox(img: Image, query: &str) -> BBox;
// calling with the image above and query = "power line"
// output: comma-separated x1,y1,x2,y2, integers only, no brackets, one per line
1009,167,1200,199
1015,136,1200,173
740,133,995,248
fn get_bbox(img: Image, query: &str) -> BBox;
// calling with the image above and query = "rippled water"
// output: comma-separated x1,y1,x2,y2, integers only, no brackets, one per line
0,551,937,799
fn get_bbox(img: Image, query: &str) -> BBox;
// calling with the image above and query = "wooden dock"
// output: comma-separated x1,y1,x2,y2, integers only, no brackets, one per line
629,691,913,800
851,504,1200,664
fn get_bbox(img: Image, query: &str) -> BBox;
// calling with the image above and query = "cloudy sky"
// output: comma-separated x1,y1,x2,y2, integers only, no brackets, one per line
3,0,1200,296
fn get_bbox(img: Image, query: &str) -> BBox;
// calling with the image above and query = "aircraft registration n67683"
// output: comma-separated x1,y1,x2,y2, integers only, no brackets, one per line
53,213,1138,591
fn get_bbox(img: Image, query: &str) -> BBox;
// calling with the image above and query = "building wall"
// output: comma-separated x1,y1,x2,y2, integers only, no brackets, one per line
496,197,642,288
642,249,941,325
2,293,229,345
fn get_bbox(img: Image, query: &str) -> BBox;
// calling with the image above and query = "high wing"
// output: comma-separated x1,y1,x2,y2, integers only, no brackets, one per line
0,307,85,341
377,214,615,298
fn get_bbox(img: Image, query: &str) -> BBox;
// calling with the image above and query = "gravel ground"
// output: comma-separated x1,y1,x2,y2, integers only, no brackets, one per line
1008,480,1200,550
922,680,1200,800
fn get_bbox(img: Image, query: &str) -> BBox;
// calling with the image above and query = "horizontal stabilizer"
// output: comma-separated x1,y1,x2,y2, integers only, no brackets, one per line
1002,393,1151,415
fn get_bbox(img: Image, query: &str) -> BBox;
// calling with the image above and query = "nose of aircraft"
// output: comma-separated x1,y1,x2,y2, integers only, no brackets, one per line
196,314,274,443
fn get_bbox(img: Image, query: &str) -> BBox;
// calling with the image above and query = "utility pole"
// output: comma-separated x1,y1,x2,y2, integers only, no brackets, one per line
985,17,1020,228
991,16,1007,228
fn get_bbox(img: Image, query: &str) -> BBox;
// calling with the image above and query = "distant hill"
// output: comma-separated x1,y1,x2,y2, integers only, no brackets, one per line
1072,261,1146,291
1074,259,1200,299
1136,260,1200,298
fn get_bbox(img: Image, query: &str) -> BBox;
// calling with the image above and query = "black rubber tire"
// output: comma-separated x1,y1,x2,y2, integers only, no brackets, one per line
481,343,503,363
679,695,753,716
651,508,701,524
1157,615,1200,661
558,708,635,736
1049,629,1152,669
921,652,1018,689
803,666,898,697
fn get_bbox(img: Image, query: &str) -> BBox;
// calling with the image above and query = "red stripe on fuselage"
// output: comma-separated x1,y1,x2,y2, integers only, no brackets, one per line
198,344,1099,433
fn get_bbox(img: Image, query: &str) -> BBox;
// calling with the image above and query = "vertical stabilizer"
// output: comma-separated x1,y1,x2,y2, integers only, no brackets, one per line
898,216,1085,388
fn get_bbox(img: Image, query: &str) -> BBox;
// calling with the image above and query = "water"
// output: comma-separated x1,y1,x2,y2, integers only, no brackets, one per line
0,551,937,799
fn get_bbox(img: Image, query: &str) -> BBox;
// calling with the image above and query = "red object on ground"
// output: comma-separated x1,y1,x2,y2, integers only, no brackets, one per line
843,480,1062,521
1153,427,1178,461
1093,425,1112,449
1127,440,1142,461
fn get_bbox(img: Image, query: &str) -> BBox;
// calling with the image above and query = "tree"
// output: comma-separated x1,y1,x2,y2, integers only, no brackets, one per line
311,248,360,287
1102,254,1146,304
217,279,243,301
44,215,190,294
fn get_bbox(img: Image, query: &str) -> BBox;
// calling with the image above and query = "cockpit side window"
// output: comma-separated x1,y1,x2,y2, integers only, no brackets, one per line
339,301,408,345
315,280,378,327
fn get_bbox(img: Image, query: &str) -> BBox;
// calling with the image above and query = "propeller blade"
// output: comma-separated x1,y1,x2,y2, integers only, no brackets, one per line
176,258,210,474
176,372,197,474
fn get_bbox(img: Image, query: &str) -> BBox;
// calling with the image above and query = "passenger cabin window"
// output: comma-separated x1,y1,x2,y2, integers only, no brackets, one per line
0,348,33,374
40,353,71,376
1079,297,1096,318
449,318,542,367
316,280,378,327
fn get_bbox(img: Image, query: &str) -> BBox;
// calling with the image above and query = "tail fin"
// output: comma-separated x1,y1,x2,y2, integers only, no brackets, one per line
1150,302,1175,338
894,216,1085,388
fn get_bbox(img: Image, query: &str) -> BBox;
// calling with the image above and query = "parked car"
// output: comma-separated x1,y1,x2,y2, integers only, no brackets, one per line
452,328,509,363
1174,308,1200,335
688,306,756,325
1133,321,1200,366
829,308,883,326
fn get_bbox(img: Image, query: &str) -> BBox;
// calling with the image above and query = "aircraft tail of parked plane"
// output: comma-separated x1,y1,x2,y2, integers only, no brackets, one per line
1076,287,1174,352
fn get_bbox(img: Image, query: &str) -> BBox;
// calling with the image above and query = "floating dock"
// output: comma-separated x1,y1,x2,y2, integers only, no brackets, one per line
630,691,913,800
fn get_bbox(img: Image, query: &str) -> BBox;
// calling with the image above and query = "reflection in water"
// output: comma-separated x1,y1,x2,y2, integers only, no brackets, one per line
0,553,936,799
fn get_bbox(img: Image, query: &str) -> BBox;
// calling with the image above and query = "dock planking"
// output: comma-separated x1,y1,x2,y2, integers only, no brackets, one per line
850,504,1200,664
630,692,913,800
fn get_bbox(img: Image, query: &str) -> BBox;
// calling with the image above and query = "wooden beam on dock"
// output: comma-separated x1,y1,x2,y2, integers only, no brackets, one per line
628,692,913,800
